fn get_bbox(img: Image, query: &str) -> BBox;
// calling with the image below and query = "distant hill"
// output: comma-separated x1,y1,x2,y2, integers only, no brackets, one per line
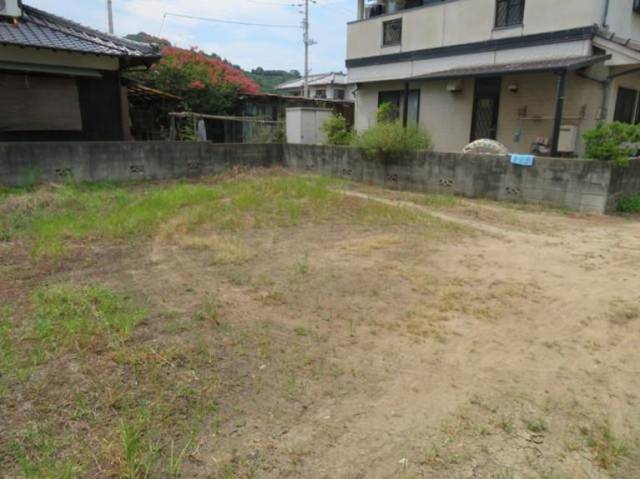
124,32,301,93
248,68,301,93
125,32,172,48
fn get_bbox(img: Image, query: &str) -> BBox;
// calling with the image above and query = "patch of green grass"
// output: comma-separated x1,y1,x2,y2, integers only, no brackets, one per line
0,285,146,398
423,444,465,467
1,172,460,258
0,304,16,396
524,418,548,433
2,289,223,477
294,327,309,336
10,422,82,479
618,195,640,213
211,460,257,479
498,415,514,434
295,252,310,275
493,469,515,479
580,423,631,470
118,415,158,479
416,194,460,208
31,284,146,355
1,181,224,256
193,295,222,326
537,469,567,479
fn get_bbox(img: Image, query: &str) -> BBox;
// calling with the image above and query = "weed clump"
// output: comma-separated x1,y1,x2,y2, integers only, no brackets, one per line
351,104,431,162
618,195,640,213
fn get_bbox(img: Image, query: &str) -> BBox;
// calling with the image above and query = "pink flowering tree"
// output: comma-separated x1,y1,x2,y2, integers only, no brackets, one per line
133,46,261,114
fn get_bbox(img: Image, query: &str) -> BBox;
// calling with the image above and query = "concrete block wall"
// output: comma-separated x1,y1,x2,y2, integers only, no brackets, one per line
0,142,282,187
608,160,640,210
1,141,638,214
283,144,636,214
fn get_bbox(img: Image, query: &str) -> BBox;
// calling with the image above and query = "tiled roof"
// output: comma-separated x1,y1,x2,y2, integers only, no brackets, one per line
0,5,160,60
276,72,348,90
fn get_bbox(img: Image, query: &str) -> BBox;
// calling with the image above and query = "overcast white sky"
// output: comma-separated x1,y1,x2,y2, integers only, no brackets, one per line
25,0,355,73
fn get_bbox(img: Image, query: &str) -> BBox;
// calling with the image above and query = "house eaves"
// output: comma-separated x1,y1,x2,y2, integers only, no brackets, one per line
0,5,160,67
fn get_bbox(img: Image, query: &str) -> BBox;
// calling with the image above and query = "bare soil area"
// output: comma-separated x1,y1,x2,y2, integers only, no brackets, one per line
1,170,639,478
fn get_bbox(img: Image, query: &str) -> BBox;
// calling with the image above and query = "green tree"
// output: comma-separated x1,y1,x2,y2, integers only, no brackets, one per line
128,46,260,114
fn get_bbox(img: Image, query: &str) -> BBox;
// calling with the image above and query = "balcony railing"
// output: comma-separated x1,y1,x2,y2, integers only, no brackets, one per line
357,0,445,21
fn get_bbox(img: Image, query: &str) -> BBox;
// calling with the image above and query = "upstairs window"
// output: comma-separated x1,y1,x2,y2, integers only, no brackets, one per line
495,0,525,28
383,19,402,46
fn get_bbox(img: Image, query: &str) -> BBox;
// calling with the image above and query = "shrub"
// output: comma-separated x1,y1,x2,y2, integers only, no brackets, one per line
377,102,399,124
321,114,352,146
618,195,640,213
250,124,285,144
583,122,640,165
352,121,432,161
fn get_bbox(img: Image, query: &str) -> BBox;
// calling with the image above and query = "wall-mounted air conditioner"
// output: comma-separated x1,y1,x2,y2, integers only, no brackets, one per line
0,0,22,18
558,125,578,153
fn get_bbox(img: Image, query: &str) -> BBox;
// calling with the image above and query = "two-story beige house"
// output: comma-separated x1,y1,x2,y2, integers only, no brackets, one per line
348,0,640,156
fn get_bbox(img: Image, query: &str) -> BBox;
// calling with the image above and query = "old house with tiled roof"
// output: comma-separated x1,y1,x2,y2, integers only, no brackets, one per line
0,1,159,141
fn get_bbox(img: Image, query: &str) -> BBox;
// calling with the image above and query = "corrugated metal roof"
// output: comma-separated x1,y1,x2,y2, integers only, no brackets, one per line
408,55,610,81
0,5,160,60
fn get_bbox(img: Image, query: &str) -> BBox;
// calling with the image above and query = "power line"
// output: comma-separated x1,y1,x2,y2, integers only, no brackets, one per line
241,0,298,5
314,0,354,15
159,12,301,35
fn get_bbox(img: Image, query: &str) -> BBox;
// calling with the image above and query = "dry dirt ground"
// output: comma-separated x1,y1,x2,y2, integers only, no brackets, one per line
1,171,640,478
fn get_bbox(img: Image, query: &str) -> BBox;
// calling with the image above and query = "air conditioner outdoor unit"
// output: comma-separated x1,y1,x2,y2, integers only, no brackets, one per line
558,125,578,153
0,0,22,18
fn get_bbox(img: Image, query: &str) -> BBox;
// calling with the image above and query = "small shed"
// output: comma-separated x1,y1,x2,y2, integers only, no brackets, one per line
286,107,333,145
126,82,181,140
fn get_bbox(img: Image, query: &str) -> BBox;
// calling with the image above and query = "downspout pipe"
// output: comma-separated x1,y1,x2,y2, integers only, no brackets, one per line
602,0,611,29
402,81,410,128
551,70,568,157
599,67,640,123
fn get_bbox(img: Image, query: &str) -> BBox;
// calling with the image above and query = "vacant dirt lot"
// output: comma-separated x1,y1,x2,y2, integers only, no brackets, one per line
1,169,639,478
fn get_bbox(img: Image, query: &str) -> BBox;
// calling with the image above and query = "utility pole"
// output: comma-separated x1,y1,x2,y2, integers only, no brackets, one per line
302,0,317,98
107,0,114,34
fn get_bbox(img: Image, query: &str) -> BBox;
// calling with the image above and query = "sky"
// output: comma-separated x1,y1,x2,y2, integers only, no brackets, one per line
25,0,355,73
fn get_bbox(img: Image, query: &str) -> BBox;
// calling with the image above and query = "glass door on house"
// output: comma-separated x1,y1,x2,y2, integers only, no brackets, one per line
470,78,502,141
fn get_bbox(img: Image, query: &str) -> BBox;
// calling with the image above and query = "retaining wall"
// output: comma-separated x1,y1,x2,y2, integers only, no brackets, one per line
0,142,282,187
1,141,639,213
608,160,640,210
284,145,640,213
